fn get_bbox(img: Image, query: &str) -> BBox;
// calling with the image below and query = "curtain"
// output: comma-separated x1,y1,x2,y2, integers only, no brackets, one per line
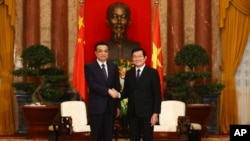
0,0,16,134
219,0,250,134
235,35,250,124
219,0,230,28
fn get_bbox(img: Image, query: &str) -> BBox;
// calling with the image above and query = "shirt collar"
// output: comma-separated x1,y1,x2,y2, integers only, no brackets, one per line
136,64,146,72
97,59,107,67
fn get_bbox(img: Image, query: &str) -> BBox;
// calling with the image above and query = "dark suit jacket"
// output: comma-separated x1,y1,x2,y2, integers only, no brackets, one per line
85,61,120,115
121,66,161,118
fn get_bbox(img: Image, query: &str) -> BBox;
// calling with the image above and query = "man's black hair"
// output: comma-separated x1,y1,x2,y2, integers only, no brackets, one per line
131,47,146,57
95,42,110,50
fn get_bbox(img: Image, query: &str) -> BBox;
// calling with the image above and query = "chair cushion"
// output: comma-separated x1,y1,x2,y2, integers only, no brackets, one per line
74,125,91,132
154,125,176,132
48,125,54,131
190,123,202,130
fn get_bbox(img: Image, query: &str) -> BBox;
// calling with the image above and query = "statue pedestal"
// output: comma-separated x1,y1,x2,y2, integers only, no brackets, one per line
21,105,59,138
203,93,220,134
186,104,215,137
15,92,32,135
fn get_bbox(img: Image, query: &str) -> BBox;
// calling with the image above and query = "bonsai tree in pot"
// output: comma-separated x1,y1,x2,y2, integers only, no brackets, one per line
165,44,224,104
165,44,225,136
11,44,69,105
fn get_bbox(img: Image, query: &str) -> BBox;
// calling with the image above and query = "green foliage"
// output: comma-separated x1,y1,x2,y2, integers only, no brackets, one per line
195,83,225,96
112,59,132,118
175,44,210,70
44,75,68,83
41,67,64,75
21,44,55,68
166,71,212,83
42,67,68,83
11,69,41,76
120,98,128,117
40,87,64,102
11,82,37,94
165,44,224,104
11,44,68,104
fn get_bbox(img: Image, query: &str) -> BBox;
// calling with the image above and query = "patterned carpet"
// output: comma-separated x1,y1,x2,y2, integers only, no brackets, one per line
0,139,230,141
0,134,229,141
0,137,229,141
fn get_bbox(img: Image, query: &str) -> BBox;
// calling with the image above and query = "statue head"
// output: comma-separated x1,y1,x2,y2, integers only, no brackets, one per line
106,2,131,42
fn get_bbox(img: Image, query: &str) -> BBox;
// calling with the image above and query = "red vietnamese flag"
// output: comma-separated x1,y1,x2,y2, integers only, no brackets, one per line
73,2,87,102
151,3,164,98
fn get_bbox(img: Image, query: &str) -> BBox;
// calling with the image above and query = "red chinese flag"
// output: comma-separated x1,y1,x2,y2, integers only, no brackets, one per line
151,4,164,98
73,3,87,102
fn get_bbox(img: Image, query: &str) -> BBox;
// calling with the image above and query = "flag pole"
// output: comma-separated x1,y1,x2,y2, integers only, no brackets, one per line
73,0,87,103
152,0,164,98
79,0,84,4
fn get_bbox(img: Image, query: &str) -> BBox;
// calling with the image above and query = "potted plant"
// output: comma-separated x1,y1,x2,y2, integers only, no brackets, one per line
11,44,69,105
11,44,70,138
165,44,224,104
165,44,224,136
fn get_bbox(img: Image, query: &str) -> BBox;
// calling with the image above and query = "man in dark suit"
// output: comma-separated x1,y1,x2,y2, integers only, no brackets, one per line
110,47,162,141
84,42,120,141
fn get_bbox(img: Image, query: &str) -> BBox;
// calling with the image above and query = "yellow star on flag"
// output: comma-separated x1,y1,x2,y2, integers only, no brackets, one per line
78,16,84,29
151,43,162,69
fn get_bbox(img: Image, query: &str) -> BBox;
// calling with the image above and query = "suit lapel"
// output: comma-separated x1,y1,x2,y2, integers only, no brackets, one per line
107,62,112,80
130,68,137,82
107,62,115,81
137,66,148,83
94,61,107,81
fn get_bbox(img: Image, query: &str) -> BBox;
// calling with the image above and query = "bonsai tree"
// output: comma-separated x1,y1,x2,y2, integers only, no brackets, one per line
165,44,224,104
11,44,68,104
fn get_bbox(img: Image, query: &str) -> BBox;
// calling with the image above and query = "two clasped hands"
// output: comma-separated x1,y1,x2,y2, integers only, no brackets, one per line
108,88,120,99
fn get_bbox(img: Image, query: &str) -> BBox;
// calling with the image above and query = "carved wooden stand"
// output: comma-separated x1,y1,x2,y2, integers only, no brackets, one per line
21,105,59,139
186,104,215,137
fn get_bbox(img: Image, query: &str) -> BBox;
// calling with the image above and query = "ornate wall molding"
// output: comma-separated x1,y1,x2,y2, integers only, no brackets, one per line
0,0,4,5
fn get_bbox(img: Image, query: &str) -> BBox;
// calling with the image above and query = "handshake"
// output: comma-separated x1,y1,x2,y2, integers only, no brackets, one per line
108,88,120,99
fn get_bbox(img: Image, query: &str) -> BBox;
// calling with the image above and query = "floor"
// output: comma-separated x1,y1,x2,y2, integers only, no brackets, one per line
0,134,229,141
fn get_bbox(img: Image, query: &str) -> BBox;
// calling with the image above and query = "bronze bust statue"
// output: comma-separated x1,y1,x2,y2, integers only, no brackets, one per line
104,2,140,61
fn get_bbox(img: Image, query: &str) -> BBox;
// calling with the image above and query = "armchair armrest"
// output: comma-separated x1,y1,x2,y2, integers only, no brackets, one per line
53,116,73,136
177,116,190,137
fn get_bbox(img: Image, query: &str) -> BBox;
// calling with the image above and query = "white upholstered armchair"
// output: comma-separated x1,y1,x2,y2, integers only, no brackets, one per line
153,100,201,141
154,100,186,132
51,101,91,141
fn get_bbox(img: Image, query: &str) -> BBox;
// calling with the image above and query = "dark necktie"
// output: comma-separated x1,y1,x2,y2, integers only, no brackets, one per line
101,64,108,80
136,69,141,81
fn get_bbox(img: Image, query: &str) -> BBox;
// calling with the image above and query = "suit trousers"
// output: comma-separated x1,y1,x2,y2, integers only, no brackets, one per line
129,116,153,141
89,109,114,141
